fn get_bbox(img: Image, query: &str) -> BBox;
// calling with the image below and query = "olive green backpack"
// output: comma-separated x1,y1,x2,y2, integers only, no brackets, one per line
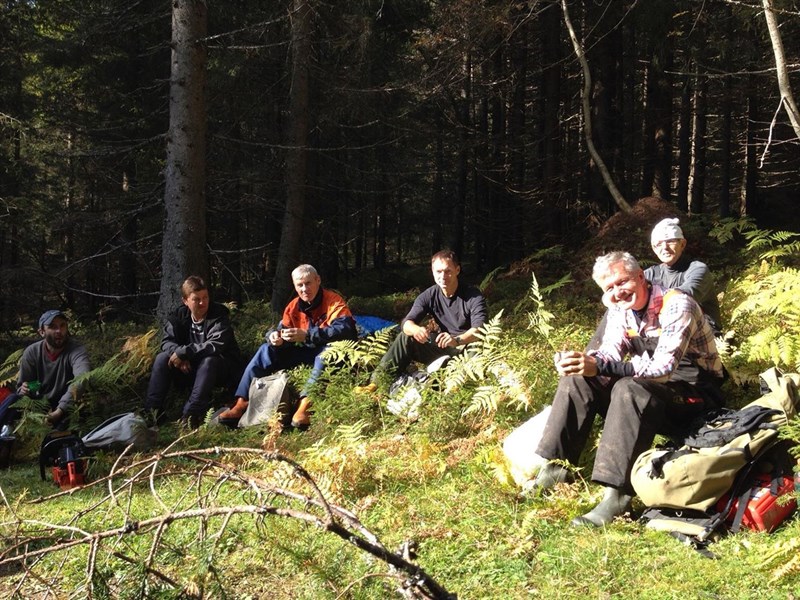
632,368,799,513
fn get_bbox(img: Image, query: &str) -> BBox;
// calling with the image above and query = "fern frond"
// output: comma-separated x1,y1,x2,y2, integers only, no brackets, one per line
462,386,501,415
322,326,397,369
72,329,159,392
0,348,23,387
436,312,530,416
708,216,757,244
523,271,569,342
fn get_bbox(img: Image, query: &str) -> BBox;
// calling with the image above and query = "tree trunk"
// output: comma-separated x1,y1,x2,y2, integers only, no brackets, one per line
676,69,692,213
741,73,760,216
540,1,563,239
719,73,732,218
272,0,311,313
561,0,631,212
158,0,208,319
688,73,707,214
762,0,800,140
642,37,673,200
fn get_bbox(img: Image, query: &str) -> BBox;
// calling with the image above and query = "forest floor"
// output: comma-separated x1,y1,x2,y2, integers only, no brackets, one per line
2,201,799,598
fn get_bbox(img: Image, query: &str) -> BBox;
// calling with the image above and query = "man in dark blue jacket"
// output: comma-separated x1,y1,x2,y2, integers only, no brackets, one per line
144,276,242,428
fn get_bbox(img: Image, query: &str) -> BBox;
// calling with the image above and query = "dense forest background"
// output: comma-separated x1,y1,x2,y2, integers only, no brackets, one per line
1,0,799,328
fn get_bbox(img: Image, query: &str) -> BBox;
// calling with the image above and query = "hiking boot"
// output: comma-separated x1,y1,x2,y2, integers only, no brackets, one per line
179,413,204,429
218,397,249,421
354,382,378,395
291,396,313,428
571,486,632,527
528,462,571,493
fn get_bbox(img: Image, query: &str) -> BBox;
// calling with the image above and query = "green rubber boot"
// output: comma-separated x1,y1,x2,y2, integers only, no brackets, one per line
528,462,571,493
571,486,632,527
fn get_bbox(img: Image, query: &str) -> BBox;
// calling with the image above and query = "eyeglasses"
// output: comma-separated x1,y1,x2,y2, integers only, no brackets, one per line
652,239,681,249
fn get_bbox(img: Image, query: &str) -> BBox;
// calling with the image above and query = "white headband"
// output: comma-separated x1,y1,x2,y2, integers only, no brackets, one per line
651,218,684,244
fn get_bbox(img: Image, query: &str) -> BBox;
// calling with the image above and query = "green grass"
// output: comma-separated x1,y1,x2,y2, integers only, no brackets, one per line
3,255,800,598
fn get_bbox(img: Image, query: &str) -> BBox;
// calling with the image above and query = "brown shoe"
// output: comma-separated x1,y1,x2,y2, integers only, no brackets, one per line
353,382,378,395
291,396,313,428
218,397,249,420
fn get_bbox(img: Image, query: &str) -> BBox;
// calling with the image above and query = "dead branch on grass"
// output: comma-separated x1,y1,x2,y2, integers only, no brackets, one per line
0,444,455,599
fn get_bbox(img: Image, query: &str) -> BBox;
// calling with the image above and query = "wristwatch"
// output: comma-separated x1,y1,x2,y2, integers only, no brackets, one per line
454,335,462,346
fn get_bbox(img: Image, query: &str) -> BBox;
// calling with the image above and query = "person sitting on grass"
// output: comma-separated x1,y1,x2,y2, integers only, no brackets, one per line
219,264,357,428
0,310,91,432
586,216,721,351
530,251,724,527
355,249,488,394
143,276,243,429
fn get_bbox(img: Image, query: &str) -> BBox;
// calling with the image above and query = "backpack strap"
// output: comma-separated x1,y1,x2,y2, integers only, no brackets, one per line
684,406,781,448
669,531,718,559
729,486,751,533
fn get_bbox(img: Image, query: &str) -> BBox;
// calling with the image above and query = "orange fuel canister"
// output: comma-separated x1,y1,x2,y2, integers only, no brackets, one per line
718,473,797,533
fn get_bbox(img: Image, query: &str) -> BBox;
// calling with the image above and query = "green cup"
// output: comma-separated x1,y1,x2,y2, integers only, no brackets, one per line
27,380,41,395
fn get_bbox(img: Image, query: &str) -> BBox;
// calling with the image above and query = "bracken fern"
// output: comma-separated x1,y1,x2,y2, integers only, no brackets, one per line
321,326,397,370
441,312,530,416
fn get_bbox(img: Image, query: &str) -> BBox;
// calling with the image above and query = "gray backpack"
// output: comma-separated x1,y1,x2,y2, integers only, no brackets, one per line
82,412,156,452
237,371,299,428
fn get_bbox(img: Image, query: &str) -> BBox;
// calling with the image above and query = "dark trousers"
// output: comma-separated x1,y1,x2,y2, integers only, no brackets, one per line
374,333,460,381
144,352,241,420
536,375,715,492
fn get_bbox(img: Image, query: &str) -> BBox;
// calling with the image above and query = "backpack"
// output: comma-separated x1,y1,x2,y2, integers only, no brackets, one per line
633,368,800,550
237,371,299,428
81,412,156,452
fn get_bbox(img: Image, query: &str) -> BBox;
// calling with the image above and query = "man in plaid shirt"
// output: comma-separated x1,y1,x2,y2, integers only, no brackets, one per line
530,251,724,527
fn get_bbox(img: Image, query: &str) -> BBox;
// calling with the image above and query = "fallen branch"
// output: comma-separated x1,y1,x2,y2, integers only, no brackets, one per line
1,444,455,599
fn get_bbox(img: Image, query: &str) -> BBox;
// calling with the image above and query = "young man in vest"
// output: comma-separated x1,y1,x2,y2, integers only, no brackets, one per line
531,251,724,527
219,264,357,428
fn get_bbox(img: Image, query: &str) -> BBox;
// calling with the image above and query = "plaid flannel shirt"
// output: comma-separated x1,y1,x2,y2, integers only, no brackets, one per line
592,284,723,381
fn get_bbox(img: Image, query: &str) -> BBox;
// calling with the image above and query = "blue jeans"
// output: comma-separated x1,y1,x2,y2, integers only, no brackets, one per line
144,352,241,421
235,343,327,400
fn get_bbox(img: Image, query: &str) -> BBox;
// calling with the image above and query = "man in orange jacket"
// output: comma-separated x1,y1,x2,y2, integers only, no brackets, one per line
219,264,357,427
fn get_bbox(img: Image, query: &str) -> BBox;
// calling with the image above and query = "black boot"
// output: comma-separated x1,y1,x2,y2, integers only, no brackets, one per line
571,486,632,527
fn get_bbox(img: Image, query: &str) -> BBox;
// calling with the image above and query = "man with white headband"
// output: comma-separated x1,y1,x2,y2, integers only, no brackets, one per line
645,217,720,333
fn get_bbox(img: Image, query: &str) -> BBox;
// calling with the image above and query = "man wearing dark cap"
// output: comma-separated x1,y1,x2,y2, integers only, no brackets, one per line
0,310,91,431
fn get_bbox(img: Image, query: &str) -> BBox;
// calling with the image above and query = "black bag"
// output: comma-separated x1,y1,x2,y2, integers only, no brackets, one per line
82,412,156,452
39,431,90,489
0,433,14,469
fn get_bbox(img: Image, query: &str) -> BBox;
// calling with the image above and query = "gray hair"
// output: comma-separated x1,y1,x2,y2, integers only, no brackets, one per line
592,251,640,285
292,264,319,279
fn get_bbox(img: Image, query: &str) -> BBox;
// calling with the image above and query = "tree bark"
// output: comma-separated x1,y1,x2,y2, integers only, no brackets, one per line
741,73,760,216
762,0,800,140
158,0,208,319
561,0,631,214
688,73,707,214
272,0,312,313
642,37,673,200
676,69,692,213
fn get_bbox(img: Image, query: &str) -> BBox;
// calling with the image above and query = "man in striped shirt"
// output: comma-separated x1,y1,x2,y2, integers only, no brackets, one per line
530,251,724,527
